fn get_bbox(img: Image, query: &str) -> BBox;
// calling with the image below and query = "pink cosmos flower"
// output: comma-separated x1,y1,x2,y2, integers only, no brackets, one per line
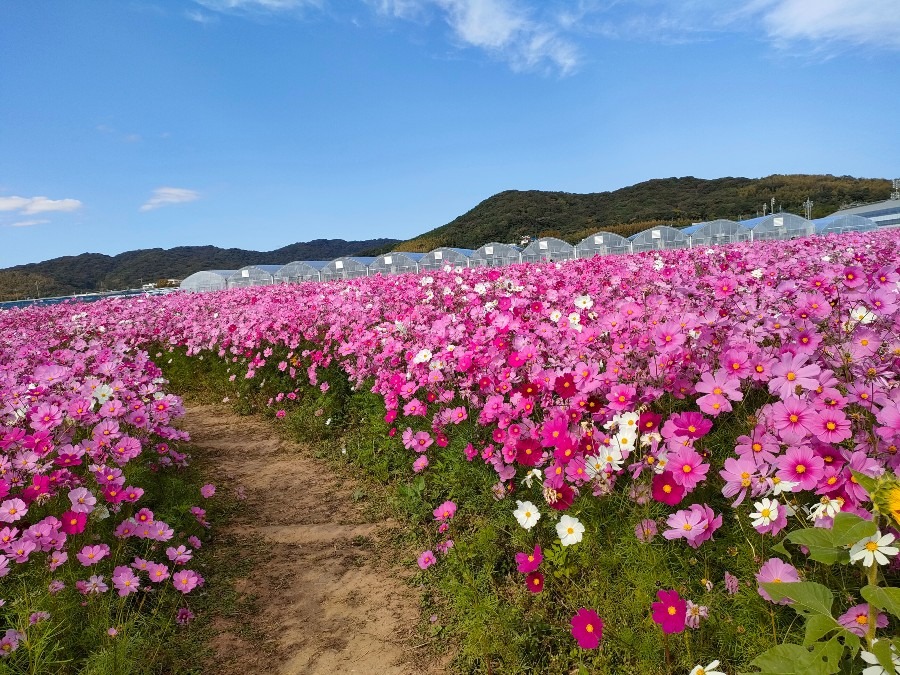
668,447,709,491
663,412,712,440
417,550,436,570
412,455,429,473
719,457,758,506
0,499,27,524
769,353,821,398
200,484,216,498
147,562,171,583
515,545,543,574
570,608,602,648
275,410,286,419
172,569,202,594
775,445,824,491
837,603,888,637
685,600,708,629
755,558,799,603
433,501,457,521
635,519,657,543
176,608,195,625
651,590,686,634
724,571,739,595
112,565,140,596
769,398,815,444
77,544,110,567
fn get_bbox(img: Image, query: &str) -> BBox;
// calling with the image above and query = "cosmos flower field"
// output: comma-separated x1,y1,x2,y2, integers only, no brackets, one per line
2,230,900,673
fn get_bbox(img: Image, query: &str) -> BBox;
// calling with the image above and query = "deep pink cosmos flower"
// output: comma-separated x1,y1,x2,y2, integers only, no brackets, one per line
60,511,87,535
525,571,544,593
433,500,457,521
651,590,686,634
663,412,712,440
417,550,436,570
570,608,602,648
651,472,685,506
668,447,709,491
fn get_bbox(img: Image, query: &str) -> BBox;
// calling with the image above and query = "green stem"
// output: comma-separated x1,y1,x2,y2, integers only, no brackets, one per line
865,551,879,648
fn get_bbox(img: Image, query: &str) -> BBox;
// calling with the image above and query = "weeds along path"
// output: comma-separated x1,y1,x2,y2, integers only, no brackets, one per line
181,404,441,675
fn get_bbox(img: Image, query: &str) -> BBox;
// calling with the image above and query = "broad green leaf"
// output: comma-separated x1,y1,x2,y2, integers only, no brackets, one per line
861,585,900,620
870,638,897,675
803,614,840,646
771,539,792,558
803,546,850,565
743,641,842,675
849,470,878,497
761,582,834,618
830,512,877,547
787,528,836,549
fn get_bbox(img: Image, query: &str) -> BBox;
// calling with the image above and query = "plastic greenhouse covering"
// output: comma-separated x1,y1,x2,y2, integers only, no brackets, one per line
629,226,691,253
687,219,752,247
746,213,814,242
179,270,236,293
273,261,329,284
520,237,576,263
226,265,281,289
367,252,425,275
320,257,376,282
418,247,473,271
813,215,878,236
575,232,633,257
469,243,522,268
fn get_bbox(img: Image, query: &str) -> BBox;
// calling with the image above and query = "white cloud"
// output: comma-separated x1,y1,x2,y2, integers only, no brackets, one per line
750,0,900,49
140,187,201,212
0,196,83,214
193,0,322,12
377,0,579,74
186,9,218,23
9,219,50,228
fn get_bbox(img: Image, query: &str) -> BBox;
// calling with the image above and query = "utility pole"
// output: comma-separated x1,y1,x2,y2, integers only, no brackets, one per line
803,197,813,220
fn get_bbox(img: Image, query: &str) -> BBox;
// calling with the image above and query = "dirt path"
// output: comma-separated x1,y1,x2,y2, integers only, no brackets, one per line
182,404,445,675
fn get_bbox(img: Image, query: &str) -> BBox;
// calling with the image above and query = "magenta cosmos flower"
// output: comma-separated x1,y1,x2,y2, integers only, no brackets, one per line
651,472,685,506
570,608,602,649
515,544,543,574
651,590,687,634
525,571,544,593
432,500,457,522
417,550,436,570
775,445,824,491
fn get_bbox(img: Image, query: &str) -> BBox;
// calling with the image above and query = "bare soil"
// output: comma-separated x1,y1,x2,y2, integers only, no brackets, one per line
181,404,448,675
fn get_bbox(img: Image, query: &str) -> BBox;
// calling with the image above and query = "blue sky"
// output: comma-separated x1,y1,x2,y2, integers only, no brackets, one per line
1,0,898,267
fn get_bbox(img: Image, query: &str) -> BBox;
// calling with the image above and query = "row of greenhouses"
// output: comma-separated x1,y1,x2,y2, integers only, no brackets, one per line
180,212,882,291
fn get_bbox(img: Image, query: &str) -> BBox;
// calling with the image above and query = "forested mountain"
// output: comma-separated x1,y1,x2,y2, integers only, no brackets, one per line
377,174,891,253
3,174,891,301
0,238,398,300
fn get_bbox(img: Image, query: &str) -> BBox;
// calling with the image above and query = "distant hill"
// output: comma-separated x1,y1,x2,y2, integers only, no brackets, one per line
375,174,891,253
0,238,399,301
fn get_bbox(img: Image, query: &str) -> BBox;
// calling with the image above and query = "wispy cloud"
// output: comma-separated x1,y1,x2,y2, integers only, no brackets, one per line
140,187,201,212
0,196,83,215
97,123,142,143
748,0,900,49
377,0,579,74
9,219,50,228
193,0,323,14
185,9,218,23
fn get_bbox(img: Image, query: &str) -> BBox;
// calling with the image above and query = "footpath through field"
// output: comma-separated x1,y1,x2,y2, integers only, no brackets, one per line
182,404,443,675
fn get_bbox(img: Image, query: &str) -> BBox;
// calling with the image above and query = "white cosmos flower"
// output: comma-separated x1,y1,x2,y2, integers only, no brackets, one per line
584,455,606,479
574,295,593,310
549,309,562,322
861,640,900,675
807,496,843,521
567,312,581,325
750,498,779,528
850,305,877,323
93,384,114,405
521,469,543,488
770,478,798,496
849,531,899,568
513,500,541,530
750,268,764,279
556,514,584,546
690,661,725,675
601,447,624,472
412,348,432,364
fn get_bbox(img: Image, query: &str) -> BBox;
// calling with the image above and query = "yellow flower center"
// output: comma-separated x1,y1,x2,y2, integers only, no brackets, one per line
667,606,676,616
586,623,594,633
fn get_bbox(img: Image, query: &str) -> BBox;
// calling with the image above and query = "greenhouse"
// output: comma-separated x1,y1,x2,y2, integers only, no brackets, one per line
179,270,236,293
226,265,282,289
574,232,633,257
744,213,814,242
685,219,752,247
320,257,375,282
520,237,576,263
417,247,473,271
629,226,691,253
469,243,522,268
813,214,878,236
273,261,330,284
367,252,425,276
